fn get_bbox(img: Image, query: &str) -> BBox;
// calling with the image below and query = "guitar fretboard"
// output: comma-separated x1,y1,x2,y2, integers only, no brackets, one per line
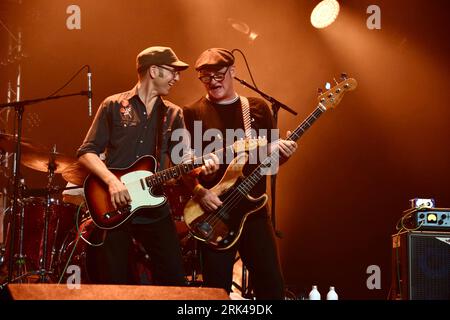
237,103,327,194
145,143,238,187
145,162,200,187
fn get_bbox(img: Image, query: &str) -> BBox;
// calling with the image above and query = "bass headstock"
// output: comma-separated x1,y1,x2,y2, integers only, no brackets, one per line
317,73,357,110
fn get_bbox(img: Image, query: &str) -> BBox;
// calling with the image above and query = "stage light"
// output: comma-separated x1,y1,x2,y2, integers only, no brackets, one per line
311,0,340,29
248,31,258,41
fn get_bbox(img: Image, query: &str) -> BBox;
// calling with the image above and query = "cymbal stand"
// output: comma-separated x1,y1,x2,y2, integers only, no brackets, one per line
7,106,24,283
39,146,58,282
0,26,23,284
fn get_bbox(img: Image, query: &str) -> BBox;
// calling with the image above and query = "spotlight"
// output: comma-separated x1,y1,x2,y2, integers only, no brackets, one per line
248,31,258,41
311,0,340,29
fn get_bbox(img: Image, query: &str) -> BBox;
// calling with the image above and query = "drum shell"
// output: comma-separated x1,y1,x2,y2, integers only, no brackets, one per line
3,197,85,274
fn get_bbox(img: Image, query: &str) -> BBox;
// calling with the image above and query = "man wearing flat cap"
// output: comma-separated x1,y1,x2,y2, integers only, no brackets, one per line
183,48,297,299
77,46,218,285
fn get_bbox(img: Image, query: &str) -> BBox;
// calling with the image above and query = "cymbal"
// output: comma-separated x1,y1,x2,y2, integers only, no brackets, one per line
62,161,90,186
0,133,34,153
21,150,76,174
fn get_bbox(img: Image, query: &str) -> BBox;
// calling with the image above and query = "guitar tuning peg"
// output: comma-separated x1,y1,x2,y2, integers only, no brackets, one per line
340,72,348,80
325,82,331,90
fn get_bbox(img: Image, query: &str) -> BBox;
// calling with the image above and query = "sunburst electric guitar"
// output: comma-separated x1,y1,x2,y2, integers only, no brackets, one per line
184,76,357,249
85,138,266,229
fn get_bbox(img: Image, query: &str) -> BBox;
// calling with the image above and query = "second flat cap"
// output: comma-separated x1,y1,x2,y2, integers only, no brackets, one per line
195,48,235,71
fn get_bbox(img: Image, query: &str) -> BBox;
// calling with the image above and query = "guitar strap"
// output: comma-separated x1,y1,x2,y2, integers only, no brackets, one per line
155,101,166,171
240,96,253,139
239,95,257,295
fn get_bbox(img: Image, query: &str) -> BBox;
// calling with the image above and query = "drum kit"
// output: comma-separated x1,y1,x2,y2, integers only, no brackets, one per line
0,133,201,287
0,133,91,285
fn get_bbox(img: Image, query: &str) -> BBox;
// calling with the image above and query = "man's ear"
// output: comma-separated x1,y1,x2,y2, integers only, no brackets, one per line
148,65,157,79
230,65,236,77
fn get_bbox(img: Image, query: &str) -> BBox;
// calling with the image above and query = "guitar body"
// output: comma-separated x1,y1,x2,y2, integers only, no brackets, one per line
184,153,268,250
84,156,167,229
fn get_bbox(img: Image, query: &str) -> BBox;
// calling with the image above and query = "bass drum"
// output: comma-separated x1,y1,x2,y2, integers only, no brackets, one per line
56,219,153,284
2,197,87,277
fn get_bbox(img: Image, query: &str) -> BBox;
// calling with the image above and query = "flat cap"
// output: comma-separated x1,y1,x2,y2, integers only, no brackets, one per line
195,48,235,71
136,46,189,73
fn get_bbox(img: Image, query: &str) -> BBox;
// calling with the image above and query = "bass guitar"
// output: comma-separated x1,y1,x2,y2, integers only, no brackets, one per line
184,76,357,249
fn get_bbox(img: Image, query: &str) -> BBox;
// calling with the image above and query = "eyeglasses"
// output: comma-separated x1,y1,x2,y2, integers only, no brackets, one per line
198,67,229,84
157,65,180,78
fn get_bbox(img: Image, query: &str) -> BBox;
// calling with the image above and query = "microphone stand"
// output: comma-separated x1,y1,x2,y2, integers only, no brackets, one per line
0,91,90,109
234,77,297,116
0,91,88,284
234,77,297,239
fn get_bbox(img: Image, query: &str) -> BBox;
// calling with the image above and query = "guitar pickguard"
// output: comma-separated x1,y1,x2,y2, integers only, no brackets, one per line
121,170,166,212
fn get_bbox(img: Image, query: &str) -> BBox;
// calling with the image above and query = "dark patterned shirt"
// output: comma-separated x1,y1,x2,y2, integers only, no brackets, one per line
77,85,190,223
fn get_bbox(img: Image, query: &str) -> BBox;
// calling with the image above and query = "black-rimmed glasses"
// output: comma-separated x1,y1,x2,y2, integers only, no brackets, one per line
198,67,229,84
157,65,180,78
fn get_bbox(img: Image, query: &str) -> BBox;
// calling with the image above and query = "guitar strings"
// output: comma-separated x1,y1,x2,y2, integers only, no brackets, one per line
202,152,278,230
203,139,288,226
199,117,315,235
146,144,233,187
201,142,281,229
114,144,237,216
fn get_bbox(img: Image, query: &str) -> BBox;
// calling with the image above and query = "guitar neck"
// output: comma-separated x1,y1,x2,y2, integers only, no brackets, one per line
287,103,327,143
238,103,327,194
145,161,201,187
145,143,237,187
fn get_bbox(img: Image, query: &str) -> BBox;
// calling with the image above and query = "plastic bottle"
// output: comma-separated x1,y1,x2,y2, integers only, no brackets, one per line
308,285,321,300
326,286,338,300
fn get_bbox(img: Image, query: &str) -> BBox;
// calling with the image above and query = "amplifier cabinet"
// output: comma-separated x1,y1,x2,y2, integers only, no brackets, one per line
391,231,450,300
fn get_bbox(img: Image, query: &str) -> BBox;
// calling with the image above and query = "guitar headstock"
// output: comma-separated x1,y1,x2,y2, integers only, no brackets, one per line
317,73,357,110
233,137,267,153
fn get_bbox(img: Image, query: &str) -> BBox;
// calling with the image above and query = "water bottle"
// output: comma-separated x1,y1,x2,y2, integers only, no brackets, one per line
308,285,321,300
326,286,338,300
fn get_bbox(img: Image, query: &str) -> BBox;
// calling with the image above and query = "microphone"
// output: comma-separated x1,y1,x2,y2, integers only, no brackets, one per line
87,66,92,116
